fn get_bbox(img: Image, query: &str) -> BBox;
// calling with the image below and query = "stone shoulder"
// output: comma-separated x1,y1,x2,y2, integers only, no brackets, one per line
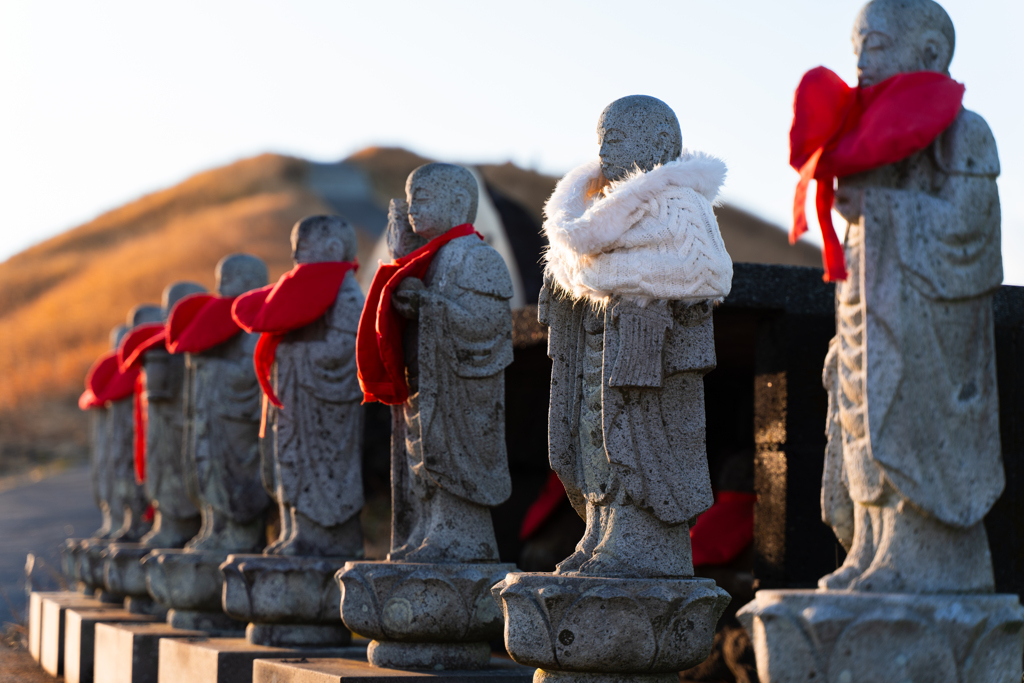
936,109,1000,176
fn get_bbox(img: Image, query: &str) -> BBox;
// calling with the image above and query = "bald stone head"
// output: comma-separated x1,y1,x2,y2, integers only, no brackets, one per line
216,254,268,297
291,215,358,265
128,304,164,327
854,0,955,87
110,324,129,350
597,95,683,182
405,163,479,241
162,281,206,314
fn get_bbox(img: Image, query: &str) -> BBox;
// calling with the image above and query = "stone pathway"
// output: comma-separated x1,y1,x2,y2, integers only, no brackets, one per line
0,466,99,627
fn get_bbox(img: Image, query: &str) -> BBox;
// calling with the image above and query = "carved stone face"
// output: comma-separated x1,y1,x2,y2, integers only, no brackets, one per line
290,215,355,265
597,96,683,182
216,254,268,297
405,164,478,241
853,0,954,87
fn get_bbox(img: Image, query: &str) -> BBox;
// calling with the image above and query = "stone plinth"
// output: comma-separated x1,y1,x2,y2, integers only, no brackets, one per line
80,538,120,596
94,622,204,683
253,656,535,683
221,554,352,647
144,548,244,633
738,589,1024,683
492,573,730,682
338,562,514,670
157,637,365,683
61,539,86,586
63,607,158,683
104,543,167,616
38,592,116,675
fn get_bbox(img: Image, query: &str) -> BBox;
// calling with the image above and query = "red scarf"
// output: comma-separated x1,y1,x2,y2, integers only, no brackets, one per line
356,224,481,405
789,67,965,281
231,261,358,411
690,490,757,567
115,323,166,483
166,293,242,354
78,351,139,410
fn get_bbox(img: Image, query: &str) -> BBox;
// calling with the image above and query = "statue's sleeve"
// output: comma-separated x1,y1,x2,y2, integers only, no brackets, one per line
887,110,1002,301
607,298,672,388
298,278,363,403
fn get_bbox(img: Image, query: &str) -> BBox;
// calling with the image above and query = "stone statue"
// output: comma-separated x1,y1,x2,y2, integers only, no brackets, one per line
184,254,270,553
140,281,206,547
821,0,1004,595
144,254,271,633
92,325,129,539
262,217,365,557
108,304,161,544
739,4,1023,682
221,218,366,649
338,164,517,670
494,96,733,682
387,163,514,563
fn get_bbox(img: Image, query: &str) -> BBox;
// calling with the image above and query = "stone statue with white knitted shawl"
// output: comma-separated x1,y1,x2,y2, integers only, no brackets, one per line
493,95,733,683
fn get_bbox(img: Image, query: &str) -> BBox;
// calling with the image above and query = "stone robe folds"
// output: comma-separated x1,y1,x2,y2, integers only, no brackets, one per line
185,332,269,524
143,348,197,520
404,235,514,506
268,273,365,528
825,109,1004,530
542,290,716,526
90,409,115,533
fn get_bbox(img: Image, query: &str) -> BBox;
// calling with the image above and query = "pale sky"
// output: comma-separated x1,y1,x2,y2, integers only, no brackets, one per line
1,0,1021,282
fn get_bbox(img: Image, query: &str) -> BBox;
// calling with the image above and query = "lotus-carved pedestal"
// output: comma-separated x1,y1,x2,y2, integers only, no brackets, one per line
492,573,730,683
101,545,168,616
337,561,515,670
738,590,1024,683
221,554,352,647
142,549,244,634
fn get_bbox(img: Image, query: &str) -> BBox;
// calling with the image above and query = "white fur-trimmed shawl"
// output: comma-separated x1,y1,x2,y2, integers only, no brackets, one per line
543,153,733,305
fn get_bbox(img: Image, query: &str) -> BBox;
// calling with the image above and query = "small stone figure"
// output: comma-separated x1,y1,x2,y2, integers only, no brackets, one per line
822,0,1003,595
740,3,1024,682
221,217,365,648
143,254,271,633
92,325,130,539
263,217,365,557
139,283,207,547
494,96,733,682
185,254,270,553
340,164,516,669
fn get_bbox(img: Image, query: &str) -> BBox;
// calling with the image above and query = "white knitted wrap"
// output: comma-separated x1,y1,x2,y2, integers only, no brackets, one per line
543,153,733,305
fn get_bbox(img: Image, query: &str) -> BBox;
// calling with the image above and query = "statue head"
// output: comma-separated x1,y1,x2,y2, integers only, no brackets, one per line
597,95,683,182
853,0,955,86
215,253,268,297
386,200,428,260
110,324,129,350
162,281,206,314
128,304,163,327
291,215,358,265
404,163,479,240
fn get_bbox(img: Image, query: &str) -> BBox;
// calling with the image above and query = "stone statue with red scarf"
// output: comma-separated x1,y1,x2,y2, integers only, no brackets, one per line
739,4,1021,681
340,164,517,670
820,0,1004,594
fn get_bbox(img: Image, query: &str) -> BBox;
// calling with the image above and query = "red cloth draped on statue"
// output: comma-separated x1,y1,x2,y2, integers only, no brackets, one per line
690,490,757,567
231,260,358,410
165,293,242,355
78,352,139,410
789,66,965,282
357,224,481,405
116,323,166,483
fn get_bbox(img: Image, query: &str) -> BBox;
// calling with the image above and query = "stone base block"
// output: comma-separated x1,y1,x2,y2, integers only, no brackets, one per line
221,553,353,646
29,591,67,663
253,656,535,682
368,641,491,670
143,548,227,612
738,589,1024,683
168,608,247,635
63,607,159,683
492,572,730,676
338,560,514,669
94,621,205,683
157,637,365,683
38,592,116,675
